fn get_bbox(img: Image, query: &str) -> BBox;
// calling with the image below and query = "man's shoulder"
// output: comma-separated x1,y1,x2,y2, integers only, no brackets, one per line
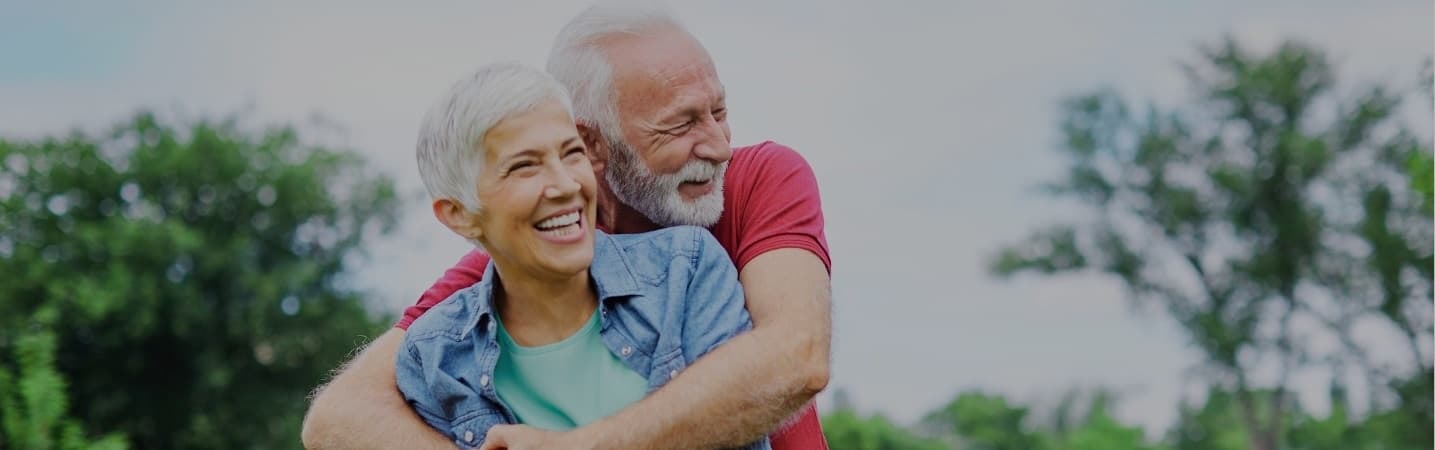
716,140,830,272
725,140,818,197
731,140,809,171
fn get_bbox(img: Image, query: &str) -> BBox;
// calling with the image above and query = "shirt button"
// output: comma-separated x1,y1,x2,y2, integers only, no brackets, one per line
620,346,632,356
479,374,490,387
670,369,679,378
464,430,475,442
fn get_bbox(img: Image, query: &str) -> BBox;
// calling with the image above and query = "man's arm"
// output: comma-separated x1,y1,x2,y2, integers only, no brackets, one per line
300,329,455,450
538,144,834,450
565,248,831,450
304,250,489,449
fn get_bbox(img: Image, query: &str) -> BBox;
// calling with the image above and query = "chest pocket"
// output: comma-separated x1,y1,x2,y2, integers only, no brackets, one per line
449,412,506,449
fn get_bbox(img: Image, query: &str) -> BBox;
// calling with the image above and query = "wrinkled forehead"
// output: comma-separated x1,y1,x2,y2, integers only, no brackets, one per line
605,27,717,81
604,30,723,114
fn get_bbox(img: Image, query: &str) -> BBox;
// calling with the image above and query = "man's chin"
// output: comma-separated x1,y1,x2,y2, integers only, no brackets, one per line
658,195,723,227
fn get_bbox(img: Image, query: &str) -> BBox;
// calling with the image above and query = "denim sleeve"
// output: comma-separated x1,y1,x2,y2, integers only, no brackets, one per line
394,338,452,436
681,229,753,360
680,230,771,450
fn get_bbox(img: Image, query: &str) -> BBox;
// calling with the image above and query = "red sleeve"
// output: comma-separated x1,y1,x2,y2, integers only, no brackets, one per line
730,144,832,448
771,404,829,450
730,142,832,273
394,249,491,330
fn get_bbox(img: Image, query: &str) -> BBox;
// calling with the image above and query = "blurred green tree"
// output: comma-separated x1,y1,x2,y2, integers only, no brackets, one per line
824,389,1169,450
0,112,399,449
1054,394,1164,450
1168,383,1428,450
992,38,1432,450
822,409,946,450
0,327,128,450
923,392,1045,450
822,384,1428,450
822,387,945,449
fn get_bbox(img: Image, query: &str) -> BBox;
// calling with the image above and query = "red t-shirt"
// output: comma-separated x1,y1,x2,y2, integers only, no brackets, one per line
398,141,832,449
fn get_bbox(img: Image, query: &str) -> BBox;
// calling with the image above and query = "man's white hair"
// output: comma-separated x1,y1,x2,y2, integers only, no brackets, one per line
415,63,573,214
546,1,687,136
545,2,726,227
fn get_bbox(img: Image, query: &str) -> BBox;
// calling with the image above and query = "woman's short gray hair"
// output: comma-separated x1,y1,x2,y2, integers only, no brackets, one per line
415,63,573,213
546,1,686,138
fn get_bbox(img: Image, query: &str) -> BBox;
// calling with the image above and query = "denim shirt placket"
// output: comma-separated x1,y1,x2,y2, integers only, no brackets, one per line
595,300,659,391
470,302,651,425
473,314,520,425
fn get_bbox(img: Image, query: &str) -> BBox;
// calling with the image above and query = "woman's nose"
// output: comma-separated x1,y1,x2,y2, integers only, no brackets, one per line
543,166,582,199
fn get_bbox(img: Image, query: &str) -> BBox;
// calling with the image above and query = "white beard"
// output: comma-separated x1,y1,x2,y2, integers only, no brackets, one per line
604,136,726,227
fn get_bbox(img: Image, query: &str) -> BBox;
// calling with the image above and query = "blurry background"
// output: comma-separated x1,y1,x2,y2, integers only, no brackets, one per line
1,1,1430,449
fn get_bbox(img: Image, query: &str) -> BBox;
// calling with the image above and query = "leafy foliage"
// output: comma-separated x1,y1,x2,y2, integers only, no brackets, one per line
0,112,399,449
991,37,1432,450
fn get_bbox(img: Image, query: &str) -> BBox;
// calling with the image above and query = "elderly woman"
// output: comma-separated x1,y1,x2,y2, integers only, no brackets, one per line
396,63,769,450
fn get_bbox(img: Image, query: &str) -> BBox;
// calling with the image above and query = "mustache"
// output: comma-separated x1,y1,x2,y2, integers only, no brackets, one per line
668,160,724,183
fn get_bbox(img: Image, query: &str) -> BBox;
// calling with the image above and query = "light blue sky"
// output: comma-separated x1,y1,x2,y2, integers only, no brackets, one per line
3,0,1430,435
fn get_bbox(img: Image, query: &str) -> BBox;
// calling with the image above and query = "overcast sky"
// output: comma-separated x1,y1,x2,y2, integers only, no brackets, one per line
3,0,1431,435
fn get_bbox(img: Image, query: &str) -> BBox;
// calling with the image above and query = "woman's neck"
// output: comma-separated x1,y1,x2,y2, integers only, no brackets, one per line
492,263,597,347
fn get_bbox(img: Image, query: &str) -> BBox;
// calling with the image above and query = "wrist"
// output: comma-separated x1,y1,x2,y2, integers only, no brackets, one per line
557,427,606,450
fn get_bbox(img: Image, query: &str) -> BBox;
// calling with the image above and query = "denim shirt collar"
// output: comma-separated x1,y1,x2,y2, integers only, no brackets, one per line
459,231,641,338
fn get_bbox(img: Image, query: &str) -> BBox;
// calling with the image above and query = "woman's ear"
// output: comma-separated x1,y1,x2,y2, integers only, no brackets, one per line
433,198,483,242
576,122,607,173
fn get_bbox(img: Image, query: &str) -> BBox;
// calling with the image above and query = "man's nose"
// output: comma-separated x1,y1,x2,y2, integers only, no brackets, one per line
692,117,732,163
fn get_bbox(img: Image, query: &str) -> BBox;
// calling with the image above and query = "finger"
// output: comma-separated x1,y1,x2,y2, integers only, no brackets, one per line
477,435,506,450
480,425,513,450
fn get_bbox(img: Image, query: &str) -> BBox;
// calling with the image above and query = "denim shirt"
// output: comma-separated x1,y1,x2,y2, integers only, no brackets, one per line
396,226,770,450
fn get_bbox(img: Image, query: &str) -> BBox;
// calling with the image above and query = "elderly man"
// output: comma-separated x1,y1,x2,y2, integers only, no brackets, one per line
302,4,832,449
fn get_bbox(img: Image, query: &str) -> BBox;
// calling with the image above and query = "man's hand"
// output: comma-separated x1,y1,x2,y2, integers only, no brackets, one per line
478,425,590,450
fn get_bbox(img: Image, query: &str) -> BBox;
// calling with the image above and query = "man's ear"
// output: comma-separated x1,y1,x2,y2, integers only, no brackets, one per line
576,122,607,172
433,198,483,242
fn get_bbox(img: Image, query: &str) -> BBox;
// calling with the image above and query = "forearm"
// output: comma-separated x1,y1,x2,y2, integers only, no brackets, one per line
301,329,455,450
577,324,826,450
549,248,831,450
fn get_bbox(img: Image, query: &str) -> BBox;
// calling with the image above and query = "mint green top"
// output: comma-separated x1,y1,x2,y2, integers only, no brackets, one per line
493,309,650,431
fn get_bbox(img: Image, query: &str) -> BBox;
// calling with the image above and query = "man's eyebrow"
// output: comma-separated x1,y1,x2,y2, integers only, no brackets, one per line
652,85,726,126
654,106,691,126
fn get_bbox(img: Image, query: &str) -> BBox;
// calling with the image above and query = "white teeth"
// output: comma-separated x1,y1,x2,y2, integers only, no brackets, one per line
536,212,580,230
